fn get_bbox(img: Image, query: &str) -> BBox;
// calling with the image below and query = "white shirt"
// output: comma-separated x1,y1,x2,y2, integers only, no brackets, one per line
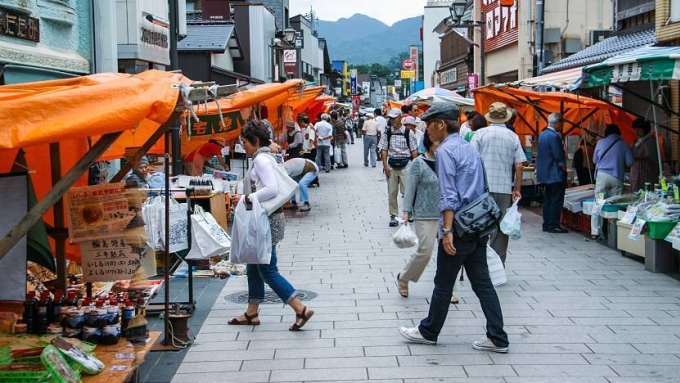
375,116,388,134
302,125,315,151
470,123,527,194
315,120,333,146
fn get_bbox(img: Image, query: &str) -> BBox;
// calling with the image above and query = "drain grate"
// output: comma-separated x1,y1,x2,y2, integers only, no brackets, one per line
224,289,317,304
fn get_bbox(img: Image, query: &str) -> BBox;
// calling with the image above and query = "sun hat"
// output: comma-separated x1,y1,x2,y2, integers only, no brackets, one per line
484,102,512,124
402,116,417,126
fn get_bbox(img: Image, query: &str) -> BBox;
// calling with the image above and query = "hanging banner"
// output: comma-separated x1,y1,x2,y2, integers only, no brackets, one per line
64,184,134,242
409,46,419,82
350,69,357,95
188,111,246,137
80,237,143,282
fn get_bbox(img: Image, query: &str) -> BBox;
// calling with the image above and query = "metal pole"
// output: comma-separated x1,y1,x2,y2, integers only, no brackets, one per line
480,16,486,86
535,0,545,74
169,0,182,175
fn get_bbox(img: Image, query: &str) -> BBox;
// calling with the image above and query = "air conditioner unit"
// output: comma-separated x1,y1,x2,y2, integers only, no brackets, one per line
589,29,612,46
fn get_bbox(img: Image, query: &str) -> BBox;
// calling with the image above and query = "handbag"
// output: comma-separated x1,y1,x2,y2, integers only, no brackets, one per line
499,199,522,240
229,194,272,264
453,164,502,238
186,205,231,260
245,153,299,215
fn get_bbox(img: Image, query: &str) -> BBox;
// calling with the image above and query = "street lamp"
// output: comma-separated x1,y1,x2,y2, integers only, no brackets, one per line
283,28,296,44
449,0,486,86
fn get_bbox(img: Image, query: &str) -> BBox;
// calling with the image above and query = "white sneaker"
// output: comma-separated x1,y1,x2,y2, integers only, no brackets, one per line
472,337,508,353
399,326,436,345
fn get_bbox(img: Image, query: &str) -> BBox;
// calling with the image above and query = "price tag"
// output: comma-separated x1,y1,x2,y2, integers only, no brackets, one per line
661,179,668,191
115,353,134,359
110,365,128,371
620,206,638,225
629,218,646,241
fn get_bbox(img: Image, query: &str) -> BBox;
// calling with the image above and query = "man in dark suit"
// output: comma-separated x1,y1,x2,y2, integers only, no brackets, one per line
536,113,568,233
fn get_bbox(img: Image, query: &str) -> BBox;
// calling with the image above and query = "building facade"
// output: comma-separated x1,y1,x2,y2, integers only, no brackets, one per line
0,0,92,84
423,0,454,87
232,3,276,83
116,0,171,74
231,0,288,30
290,14,323,83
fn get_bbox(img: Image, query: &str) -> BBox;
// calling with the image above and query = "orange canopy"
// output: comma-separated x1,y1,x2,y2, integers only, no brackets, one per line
473,85,637,143
181,80,305,155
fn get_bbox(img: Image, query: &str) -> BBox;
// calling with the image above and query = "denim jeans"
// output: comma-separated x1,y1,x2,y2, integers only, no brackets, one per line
290,169,319,204
542,182,565,231
315,145,331,172
363,135,378,166
418,236,509,347
246,246,297,304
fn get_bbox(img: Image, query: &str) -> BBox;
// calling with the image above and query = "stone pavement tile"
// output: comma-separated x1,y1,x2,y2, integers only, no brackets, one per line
503,317,574,326
610,365,680,378
188,340,249,352
504,378,609,383
241,358,304,371
624,310,674,318
528,302,609,310
247,338,335,349
397,354,492,366
193,332,239,342
489,353,589,365
182,349,274,363
524,325,615,334
548,309,632,317
256,321,335,331
172,371,270,383
513,364,617,377
175,360,242,374
569,317,657,325
608,325,680,335
585,343,642,354
590,334,680,343
463,365,517,377
632,343,680,353
604,303,680,311
368,366,466,379
608,378,680,383
584,353,680,365
606,296,680,304
508,343,593,354
364,345,411,356
357,312,400,321
236,329,321,340
275,346,364,359
306,356,398,368
270,367,368,382
508,333,595,343
309,313,359,322
337,335,417,347
333,319,410,329
651,317,680,325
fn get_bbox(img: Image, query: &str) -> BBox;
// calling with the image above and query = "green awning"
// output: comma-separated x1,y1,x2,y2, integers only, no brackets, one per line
582,46,680,87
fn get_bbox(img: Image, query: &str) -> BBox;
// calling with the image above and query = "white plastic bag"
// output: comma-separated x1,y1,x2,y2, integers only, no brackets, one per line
499,199,522,240
334,145,342,163
392,222,418,249
229,194,272,264
186,205,231,260
486,245,507,286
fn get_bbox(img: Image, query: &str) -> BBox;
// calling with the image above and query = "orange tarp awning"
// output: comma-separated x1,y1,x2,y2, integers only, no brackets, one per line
473,85,637,143
182,80,305,155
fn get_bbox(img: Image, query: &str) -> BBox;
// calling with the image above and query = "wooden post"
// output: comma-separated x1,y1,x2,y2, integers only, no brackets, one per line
49,143,69,291
0,133,121,260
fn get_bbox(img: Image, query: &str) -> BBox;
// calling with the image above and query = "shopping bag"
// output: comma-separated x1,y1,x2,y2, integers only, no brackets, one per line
486,245,507,286
256,154,299,215
186,205,231,260
334,145,342,164
499,199,522,240
392,222,418,248
229,195,272,264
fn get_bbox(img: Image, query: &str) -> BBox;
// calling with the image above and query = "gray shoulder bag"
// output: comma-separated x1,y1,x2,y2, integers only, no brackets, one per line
453,163,502,238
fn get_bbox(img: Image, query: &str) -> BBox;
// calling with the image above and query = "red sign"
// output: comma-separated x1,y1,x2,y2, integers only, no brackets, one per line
402,58,415,71
467,73,479,91
352,96,361,112
202,0,231,21
481,0,519,53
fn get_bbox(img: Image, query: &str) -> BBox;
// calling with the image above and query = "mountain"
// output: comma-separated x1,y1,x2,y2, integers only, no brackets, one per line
316,14,422,66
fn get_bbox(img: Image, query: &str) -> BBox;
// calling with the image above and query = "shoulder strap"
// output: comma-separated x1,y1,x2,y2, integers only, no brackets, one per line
386,128,412,152
405,128,412,152
598,138,621,165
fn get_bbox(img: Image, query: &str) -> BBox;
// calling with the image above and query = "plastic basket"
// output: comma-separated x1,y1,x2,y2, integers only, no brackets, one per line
0,364,51,383
646,221,678,240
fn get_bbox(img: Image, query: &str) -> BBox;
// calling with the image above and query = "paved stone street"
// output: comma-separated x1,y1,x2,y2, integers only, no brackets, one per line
171,143,680,383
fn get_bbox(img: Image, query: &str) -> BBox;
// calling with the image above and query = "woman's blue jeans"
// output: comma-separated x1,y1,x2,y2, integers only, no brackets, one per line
290,170,319,204
246,246,297,304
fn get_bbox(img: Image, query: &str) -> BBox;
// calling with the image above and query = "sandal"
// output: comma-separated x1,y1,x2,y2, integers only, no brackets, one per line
289,306,314,331
451,296,459,304
397,273,408,298
228,311,260,325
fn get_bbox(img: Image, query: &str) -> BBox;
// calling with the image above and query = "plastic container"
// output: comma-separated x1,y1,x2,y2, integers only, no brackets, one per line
646,221,678,240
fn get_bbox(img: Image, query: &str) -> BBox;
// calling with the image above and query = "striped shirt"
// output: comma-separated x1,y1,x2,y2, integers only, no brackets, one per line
470,123,526,194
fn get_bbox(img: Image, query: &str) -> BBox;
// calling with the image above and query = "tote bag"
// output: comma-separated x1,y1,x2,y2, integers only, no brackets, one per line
229,194,272,264
251,154,298,215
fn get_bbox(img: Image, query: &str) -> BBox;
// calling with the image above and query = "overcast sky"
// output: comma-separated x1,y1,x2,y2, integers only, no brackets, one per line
289,0,428,26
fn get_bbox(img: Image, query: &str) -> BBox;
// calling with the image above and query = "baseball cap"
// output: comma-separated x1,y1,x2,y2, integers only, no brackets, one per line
484,102,512,124
419,103,460,122
365,113,374,118
402,116,417,126
386,108,402,118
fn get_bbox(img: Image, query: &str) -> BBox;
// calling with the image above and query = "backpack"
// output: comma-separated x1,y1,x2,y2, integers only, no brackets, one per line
386,127,412,152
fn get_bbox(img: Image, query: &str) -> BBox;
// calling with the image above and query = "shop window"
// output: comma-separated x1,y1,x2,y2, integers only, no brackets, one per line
672,0,680,22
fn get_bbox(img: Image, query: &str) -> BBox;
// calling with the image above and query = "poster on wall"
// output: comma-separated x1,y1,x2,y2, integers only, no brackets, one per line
64,184,135,242
0,173,28,301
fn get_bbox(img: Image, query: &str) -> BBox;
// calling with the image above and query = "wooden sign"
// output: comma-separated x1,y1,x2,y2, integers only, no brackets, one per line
0,8,40,42
81,237,142,282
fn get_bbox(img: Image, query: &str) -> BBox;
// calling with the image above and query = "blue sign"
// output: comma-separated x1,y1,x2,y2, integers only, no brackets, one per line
350,69,357,95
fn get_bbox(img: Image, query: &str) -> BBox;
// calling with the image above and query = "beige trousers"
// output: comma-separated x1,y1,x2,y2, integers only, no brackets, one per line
388,168,408,216
400,220,438,282
591,172,624,235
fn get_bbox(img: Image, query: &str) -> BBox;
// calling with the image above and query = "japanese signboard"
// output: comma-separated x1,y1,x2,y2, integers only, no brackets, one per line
440,68,458,85
188,111,245,137
482,0,519,52
401,70,416,79
65,184,135,242
283,49,298,75
350,69,357,95
468,73,479,91
81,238,144,282
0,7,40,42
409,46,419,81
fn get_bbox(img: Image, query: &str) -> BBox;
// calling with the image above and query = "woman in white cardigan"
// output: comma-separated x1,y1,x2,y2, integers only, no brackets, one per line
228,122,314,331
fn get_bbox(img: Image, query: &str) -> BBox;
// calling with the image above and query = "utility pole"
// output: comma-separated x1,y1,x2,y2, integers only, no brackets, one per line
534,0,545,75
168,0,182,175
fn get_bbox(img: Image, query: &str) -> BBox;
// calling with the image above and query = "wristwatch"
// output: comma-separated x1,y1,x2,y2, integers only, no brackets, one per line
442,228,453,235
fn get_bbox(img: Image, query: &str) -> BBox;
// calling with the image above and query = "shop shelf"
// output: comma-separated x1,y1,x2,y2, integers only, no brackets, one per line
646,221,678,240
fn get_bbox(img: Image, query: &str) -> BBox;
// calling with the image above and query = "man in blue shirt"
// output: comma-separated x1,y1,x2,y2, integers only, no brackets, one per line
399,103,509,353
536,113,568,233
